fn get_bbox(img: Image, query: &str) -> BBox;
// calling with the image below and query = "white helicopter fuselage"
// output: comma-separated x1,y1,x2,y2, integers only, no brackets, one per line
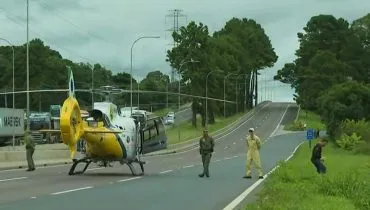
90,102,139,161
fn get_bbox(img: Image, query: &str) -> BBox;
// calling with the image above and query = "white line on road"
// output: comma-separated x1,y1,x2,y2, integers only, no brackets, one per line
159,170,173,174
30,197,37,199
222,103,293,210
183,165,194,168
270,104,290,138
0,177,27,182
117,177,142,183
222,141,304,210
51,186,93,195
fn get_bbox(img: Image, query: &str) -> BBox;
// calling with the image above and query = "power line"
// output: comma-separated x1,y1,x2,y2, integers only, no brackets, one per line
37,0,121,50
0,7,122,72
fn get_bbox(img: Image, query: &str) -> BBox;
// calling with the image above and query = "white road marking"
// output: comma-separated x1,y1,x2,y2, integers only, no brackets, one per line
222,141,304,210
233,155,239,158
152,103,271,156
222,104,300,210
183,165,194,168
159,170,173,174
212,159,221,163
51,186,93,195
117,177,142,183
224,157,231,160
30,197,36,199
0,164,71,173
270,104,290,137
0,177,27,182
233,142,236,144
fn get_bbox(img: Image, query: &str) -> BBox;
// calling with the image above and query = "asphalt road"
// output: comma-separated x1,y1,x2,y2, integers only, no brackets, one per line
175,107,192,124
0,102,299,210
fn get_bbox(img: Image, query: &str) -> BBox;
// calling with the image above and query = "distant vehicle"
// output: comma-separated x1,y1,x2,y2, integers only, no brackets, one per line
165,112,175,125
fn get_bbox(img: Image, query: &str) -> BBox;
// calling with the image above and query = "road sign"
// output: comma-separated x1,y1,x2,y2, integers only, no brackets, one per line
306,129,314,140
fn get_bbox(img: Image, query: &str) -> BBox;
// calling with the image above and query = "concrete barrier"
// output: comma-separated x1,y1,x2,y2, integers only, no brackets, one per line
0,150,70,162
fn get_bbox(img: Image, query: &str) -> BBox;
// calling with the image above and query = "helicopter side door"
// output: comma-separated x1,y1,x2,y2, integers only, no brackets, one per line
140,117,167,154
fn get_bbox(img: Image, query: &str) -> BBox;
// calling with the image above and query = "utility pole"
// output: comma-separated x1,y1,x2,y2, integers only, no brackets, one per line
165,9,187,83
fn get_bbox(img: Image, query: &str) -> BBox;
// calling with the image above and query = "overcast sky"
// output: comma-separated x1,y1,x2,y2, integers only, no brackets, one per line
0,0,369,102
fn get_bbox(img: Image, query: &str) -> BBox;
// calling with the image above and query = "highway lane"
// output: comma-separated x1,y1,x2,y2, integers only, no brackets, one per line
0,102,298,209
175,107,192,124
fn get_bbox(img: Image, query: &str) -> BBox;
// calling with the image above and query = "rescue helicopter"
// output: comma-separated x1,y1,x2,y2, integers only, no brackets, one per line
40,68,168,176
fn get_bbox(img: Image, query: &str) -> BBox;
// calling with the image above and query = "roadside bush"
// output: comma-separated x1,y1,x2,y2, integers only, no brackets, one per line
337,119,370,153
284,120,305,131
336,133,363,151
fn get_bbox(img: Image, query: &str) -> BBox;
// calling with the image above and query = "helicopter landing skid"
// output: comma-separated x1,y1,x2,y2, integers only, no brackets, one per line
68,158,92,176
121,159,146,176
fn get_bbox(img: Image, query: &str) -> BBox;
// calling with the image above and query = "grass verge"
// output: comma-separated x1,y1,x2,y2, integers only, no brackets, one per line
167,112,246,145
284,109,326,131
244,139,370,210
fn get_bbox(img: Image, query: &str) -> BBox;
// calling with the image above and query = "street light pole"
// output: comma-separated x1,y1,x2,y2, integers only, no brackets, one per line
91,67,94,108
26,0,30,132
0,38,15,148
223,73,235,118
177,59,199,111
130,35,160,115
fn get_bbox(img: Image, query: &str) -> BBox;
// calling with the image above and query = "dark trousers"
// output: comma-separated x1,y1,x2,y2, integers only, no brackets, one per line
26,149,35,170
201,153,212,175
311,159,326,174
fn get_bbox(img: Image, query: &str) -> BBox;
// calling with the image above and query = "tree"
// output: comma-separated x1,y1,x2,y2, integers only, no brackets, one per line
275,14,368,110
317,81,370,137
214,17,278,107
166,21,216,127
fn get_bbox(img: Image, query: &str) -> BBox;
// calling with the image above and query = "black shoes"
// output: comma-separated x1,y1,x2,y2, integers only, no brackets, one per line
199,173,210,178
243,175,264,179
26,168,35,171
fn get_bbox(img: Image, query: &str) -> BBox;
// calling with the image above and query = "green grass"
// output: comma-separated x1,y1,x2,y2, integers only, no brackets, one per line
166,112,246,145
285,109,326,131
245,139,370,210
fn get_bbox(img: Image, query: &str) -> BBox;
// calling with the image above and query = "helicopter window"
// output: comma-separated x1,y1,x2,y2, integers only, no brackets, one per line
155,119,165,135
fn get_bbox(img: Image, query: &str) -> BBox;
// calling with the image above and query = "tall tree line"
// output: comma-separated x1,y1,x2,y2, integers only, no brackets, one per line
274,13,370,137
166,18,278,127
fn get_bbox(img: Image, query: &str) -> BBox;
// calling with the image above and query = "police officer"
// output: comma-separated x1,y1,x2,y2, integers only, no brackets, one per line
199,129,215,178
24,130,36,171
244,128,263,179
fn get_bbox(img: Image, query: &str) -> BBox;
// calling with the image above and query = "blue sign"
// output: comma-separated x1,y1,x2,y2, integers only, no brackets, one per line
306,129,314,140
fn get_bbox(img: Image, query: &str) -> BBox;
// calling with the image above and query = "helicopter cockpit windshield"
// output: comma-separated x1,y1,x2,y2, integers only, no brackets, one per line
89,109,111,127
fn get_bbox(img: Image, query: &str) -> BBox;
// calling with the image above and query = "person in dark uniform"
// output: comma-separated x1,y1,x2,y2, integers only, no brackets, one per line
199,130,215,178
311,138,328,174
24,130,36,171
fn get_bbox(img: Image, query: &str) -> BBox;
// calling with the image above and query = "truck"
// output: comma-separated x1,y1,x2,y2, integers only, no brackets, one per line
28,105,61,144
0,108,25,146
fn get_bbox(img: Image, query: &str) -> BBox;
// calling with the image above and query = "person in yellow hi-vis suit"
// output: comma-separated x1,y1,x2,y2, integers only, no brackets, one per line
243,128,263,179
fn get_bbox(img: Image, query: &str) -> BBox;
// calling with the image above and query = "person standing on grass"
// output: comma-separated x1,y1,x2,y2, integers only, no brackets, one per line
244,128,264,179
311,138,328,174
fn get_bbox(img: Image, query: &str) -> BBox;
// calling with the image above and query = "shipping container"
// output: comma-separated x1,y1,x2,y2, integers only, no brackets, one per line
0,108,25,137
